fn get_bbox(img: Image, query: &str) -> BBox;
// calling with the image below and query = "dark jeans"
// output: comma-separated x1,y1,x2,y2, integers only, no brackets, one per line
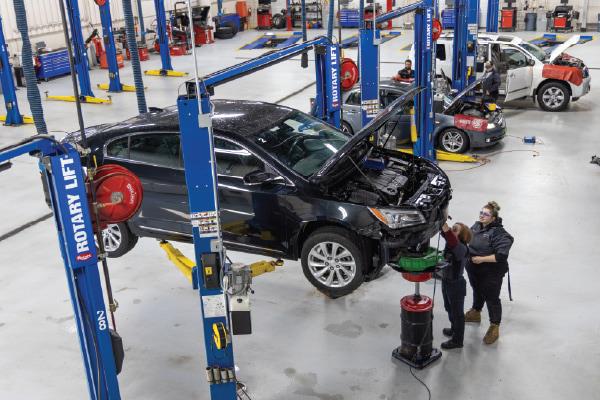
442,277,466,345
466,262,507,324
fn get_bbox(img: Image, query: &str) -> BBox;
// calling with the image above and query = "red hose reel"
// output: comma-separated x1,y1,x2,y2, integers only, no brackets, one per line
340,58,359,91
87,164,143,230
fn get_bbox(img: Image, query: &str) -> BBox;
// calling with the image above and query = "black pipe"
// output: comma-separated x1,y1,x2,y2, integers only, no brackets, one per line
122,0,148,114
12,0,48,134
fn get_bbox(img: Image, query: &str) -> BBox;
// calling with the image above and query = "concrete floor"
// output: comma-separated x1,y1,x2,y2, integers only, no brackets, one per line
1,28,599,400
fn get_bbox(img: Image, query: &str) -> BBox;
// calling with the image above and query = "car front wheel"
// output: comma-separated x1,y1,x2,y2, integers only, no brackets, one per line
537,81,570,112
301,227,364,298
341,120,354,135
101,223,138,258
438,128,469,153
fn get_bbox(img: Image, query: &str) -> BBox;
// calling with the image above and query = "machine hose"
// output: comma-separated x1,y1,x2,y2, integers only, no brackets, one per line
12,0,47,134
122,0,148,114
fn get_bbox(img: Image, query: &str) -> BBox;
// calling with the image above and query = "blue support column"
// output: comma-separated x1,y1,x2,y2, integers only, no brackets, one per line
452,0,478,91
358,0,380,128
43,149,121,400
177,91,237,400
99,1,123,92
327,0,335,40
0,15,23,126
487,0,499,32
154,0,173,72
65,0,95,98
136,0,147,44
413,1,436,161
314,44,341,127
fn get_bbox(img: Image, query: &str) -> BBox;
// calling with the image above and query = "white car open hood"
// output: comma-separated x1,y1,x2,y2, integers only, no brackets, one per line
549,35,580,63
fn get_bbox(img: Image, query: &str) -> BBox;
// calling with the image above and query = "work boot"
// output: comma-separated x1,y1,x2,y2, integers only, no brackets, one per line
483,324,500,345
442,328,454,337
441,340,463,350
464,308,481,323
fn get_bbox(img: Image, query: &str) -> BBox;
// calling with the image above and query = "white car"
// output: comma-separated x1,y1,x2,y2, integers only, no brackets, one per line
412,33,592,111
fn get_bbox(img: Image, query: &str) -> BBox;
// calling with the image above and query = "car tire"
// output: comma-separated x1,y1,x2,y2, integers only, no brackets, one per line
272,13,286,29
301,227,365,298
101,223,138,258
537,81,570,112
215,22,237,40
341,120,354,135
438,128,469,153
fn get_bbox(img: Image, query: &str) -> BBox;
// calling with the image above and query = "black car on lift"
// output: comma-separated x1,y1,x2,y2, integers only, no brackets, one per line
63,89,451,297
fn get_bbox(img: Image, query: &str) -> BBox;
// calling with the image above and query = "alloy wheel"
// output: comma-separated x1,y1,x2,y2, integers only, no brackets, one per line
441,130,464,153
102,224,122,252
307,242,356,288
542,87,565,109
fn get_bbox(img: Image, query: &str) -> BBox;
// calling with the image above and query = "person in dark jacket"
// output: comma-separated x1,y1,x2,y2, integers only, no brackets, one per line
464,201,514,345
481,62,501,102
393,59,415,81
440,221,472,350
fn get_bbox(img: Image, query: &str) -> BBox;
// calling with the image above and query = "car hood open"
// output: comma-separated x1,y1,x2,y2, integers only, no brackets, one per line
442,78,485,112
310,86,424,185
549,35,581,63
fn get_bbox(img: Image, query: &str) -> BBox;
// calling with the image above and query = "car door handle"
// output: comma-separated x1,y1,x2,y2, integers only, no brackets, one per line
509,73,515,78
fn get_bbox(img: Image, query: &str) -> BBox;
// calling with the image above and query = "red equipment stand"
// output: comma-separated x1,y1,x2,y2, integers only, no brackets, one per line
500,8,516,31
391,266,444,369
257,5,273,29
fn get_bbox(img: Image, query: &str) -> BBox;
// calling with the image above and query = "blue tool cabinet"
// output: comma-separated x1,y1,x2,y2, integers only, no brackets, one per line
36,49,70,81
339,9,360,28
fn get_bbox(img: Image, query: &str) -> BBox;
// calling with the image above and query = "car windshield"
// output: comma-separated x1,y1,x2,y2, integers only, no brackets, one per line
520,42,546,62
251,111,350,177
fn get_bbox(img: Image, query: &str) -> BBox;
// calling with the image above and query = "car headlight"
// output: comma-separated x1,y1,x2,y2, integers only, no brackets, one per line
487,123,496,130
368,207,426,229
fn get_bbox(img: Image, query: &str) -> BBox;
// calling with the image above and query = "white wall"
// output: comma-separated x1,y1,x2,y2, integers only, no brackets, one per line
1,0,126,54
0,0,259,55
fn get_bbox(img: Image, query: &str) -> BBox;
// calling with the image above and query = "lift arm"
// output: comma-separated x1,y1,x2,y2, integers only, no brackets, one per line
196,36,341,127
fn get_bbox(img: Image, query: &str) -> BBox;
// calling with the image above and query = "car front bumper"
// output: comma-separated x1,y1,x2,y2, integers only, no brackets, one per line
467,125,506,148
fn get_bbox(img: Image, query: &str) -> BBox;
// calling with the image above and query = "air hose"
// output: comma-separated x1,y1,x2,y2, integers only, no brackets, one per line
122,0,148,114
12,0,47,134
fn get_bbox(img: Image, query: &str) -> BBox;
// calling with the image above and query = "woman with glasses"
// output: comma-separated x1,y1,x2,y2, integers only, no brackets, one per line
464,201,514,345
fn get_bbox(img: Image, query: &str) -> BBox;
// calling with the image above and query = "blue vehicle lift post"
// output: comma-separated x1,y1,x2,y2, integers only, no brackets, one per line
144,0,188,77
46,0,112,104
137,0,147,44
486,0,499,32
96,0,136,92
0,138,122,400
357,0,437,161
177,35,341,400
0,15,32,125
452,0,479,91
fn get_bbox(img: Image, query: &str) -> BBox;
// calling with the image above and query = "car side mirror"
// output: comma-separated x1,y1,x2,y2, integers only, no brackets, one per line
243,170,284,186
528,58,536,67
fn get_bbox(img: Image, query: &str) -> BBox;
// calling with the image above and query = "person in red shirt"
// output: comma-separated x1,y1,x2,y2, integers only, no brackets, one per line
440,221,472,349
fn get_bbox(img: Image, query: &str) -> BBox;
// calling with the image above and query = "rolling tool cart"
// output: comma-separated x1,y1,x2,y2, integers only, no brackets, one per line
500,0,517,32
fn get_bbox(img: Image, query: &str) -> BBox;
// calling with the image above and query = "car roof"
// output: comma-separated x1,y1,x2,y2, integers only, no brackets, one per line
91,100,297,139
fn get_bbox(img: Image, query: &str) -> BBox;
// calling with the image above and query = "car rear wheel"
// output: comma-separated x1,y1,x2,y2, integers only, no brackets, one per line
101,223,138,258
537,81,570,112
438,128,469,153
341,120,354,135
301,227,364,298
